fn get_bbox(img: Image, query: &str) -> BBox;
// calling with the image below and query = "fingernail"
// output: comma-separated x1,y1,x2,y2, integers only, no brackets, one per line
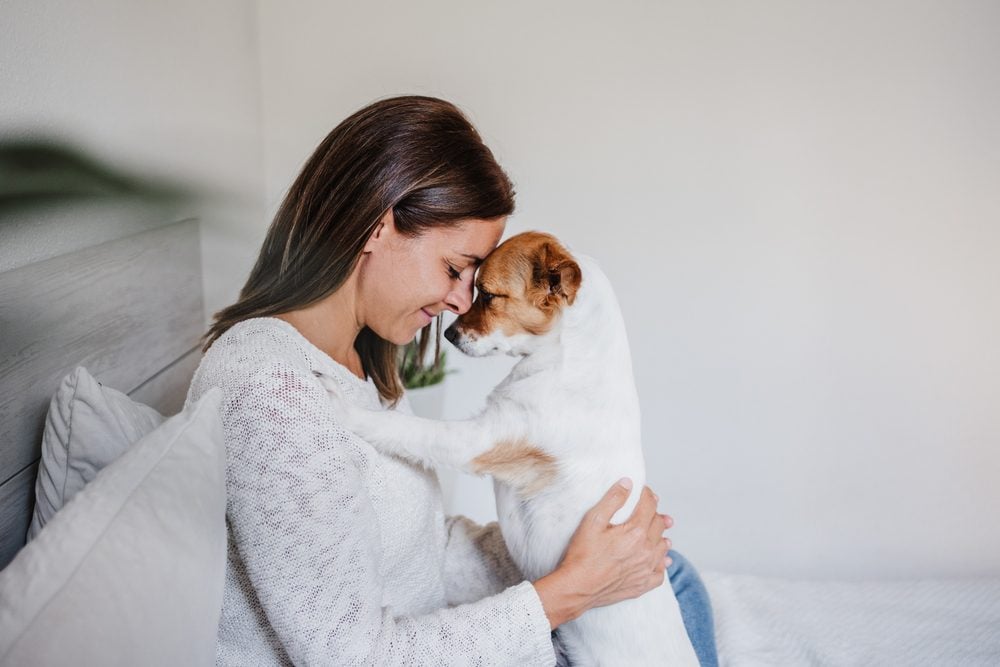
618,477,633,490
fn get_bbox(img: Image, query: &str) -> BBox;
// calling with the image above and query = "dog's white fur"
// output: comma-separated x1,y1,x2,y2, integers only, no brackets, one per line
322,235,699,666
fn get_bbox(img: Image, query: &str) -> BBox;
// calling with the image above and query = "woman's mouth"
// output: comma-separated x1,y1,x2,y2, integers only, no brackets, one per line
420,308,434,323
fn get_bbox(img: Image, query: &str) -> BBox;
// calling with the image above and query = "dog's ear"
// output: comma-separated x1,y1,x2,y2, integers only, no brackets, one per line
534,241,582,306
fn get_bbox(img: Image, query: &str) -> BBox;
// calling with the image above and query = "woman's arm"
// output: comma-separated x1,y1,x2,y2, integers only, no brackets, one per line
216,358,556,666
442,516,526,605
442,481,673,629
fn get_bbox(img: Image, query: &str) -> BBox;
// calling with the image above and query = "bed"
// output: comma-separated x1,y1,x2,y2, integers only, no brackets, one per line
704,571,1000,664
1,216,998,665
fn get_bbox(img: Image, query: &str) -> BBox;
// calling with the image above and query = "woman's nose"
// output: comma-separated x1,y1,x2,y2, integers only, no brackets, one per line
445,279,474,315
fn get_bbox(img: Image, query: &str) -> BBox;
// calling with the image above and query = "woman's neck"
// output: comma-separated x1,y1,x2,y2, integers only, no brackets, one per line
274,279,366,379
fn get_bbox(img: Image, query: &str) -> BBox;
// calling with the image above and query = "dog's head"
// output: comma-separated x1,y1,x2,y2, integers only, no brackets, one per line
444,231,582,356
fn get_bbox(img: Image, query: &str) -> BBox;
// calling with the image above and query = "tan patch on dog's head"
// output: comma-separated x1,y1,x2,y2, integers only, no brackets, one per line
454,231,582,339
472,438,558,496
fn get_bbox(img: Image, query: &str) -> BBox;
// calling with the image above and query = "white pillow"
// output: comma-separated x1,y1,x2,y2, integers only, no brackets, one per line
28,366,165,540
0,388,227,667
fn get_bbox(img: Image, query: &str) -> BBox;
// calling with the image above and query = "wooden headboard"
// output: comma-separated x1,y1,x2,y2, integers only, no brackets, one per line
0,218,205,568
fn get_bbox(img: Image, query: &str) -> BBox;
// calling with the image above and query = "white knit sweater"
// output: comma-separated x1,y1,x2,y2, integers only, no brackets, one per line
185,317,556,666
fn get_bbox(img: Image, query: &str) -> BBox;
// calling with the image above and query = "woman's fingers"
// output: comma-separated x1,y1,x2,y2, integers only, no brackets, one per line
655,536,670,567
586,478,634,526
627,486,658,531
647,512,672,546
650,538,672,581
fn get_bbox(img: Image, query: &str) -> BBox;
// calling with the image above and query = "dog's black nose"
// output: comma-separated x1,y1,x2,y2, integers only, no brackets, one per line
444,324,459,345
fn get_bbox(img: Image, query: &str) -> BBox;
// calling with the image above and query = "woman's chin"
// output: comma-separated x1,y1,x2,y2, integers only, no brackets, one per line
367,322,419,346
389,329,419,346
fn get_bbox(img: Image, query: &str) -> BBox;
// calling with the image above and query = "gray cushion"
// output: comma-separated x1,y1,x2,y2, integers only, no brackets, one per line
0,388,226,666
28,366,164,540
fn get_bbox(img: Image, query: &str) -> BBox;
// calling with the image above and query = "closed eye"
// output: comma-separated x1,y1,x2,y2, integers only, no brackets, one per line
446,263,462,280
477,286,503,306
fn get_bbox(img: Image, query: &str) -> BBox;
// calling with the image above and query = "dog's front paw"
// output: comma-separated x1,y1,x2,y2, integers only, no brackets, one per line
315,371,344,399
315,372,369,432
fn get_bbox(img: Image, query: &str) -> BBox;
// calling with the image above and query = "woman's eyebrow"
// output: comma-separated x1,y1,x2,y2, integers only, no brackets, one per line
457,252,484,266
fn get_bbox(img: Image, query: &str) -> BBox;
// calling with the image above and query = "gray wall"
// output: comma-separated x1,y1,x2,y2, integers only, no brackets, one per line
4,0,997,580
1,0,266,323
257,0,1000,579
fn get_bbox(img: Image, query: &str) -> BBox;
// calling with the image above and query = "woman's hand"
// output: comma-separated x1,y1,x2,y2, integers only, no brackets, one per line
532,479,674,629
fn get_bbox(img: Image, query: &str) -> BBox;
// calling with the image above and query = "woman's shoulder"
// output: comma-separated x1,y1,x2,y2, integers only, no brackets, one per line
209,317,314,366
187,316,380,409
186,317,319,405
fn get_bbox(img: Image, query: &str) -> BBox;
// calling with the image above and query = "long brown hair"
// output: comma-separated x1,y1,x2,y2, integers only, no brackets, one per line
203,96,515,404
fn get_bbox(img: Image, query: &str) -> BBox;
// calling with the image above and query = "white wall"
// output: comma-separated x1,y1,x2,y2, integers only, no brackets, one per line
12,0,991,581
0,0,1000,577
257,0,1000,579
0,0,266,322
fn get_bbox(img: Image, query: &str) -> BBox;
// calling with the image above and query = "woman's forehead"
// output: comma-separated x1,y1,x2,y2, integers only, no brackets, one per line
433,218,506,257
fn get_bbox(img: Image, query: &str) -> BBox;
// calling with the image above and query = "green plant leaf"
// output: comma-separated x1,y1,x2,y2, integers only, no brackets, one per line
399,341,453,389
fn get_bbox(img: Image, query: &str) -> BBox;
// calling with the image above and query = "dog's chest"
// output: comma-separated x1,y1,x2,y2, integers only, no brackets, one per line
494,481,585,581
488,407,646,580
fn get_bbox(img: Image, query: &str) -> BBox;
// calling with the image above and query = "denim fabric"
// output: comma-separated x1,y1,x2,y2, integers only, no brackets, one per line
667,549,719,667
552,549,719,666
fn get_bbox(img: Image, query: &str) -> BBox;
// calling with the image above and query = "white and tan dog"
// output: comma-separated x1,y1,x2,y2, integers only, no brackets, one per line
324,231,699,666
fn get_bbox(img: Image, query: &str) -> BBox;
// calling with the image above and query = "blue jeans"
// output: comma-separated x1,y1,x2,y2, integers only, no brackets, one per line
667,549,719,667
553,549,719,666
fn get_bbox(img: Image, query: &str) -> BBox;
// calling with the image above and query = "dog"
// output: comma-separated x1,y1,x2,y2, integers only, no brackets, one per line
322,231,699,666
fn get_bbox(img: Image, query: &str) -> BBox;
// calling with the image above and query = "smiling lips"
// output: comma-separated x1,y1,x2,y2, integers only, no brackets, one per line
420,308,435,322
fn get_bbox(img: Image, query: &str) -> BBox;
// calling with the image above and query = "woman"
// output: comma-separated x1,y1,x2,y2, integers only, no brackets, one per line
188,95,717,665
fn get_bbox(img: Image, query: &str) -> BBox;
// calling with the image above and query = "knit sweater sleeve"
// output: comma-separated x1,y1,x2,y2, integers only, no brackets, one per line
442,517,527,606
221,357,556,666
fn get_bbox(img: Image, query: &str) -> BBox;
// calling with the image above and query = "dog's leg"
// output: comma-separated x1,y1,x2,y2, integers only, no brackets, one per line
320,375,556,495
319,373,499,467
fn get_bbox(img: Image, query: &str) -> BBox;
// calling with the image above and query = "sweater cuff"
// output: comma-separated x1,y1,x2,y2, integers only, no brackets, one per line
510,580,557,666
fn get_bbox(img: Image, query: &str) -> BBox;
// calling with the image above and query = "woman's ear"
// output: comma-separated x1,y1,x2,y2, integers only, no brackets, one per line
363,209,394,253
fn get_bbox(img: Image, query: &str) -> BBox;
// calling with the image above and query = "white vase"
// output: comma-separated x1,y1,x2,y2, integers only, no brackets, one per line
405,382,445,418
403,382,459,509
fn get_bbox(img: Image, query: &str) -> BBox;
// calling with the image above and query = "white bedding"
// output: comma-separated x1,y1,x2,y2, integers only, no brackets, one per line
703,572,1000,666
